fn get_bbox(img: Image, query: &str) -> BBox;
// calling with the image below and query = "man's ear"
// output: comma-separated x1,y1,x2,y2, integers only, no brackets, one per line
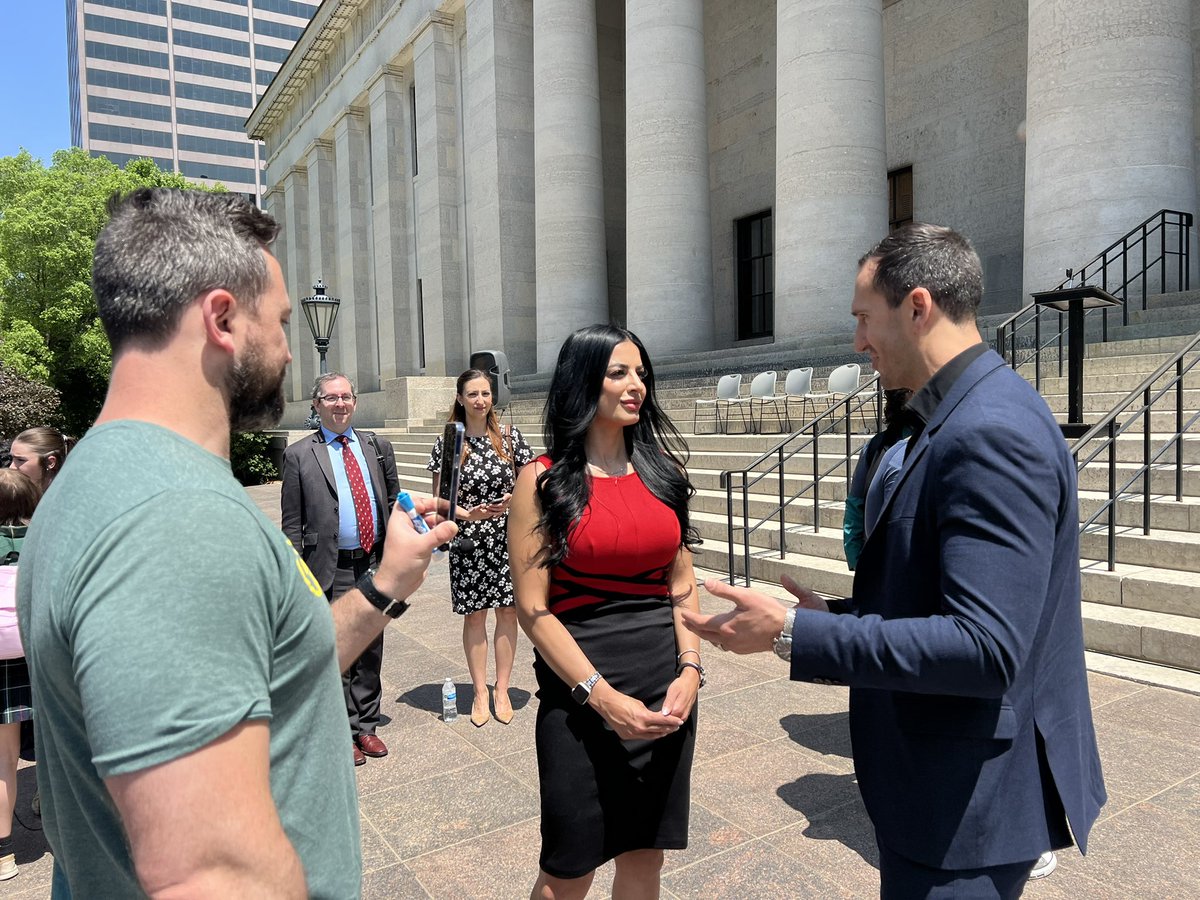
200,289,238,354
908,287,936,331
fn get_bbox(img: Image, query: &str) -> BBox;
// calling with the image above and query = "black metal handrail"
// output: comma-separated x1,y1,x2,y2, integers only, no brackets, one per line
1071,330,1200,570
995,209,1192,390
721,375,882,586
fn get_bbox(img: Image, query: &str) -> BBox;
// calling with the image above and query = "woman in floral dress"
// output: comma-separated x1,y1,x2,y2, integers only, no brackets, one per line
428,369,533,726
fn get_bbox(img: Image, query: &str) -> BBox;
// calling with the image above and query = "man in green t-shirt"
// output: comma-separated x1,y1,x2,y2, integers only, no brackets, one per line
16,188,456,899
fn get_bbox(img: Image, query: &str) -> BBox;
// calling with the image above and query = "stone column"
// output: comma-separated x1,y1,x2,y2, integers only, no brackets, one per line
305,139,339,373
282,165,315,397
367,66,417,380
262,183,297,400
533,0,607,370
465,0,537,374
625,0,714,354
775,0,887,338
333,107,378,390
413,13,466,376
1023,0,1196,298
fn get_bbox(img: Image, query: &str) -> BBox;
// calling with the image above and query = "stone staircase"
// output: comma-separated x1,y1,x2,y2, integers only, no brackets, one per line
366,291,1200,691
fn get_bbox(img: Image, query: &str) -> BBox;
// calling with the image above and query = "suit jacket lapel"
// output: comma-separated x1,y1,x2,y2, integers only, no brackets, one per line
863,350,1007,546
310,431,337,494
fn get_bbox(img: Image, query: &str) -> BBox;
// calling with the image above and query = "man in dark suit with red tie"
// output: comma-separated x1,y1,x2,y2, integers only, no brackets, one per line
282,372,400,766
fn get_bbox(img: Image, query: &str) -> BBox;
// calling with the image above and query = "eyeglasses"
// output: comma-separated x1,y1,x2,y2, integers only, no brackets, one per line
319,394,356,404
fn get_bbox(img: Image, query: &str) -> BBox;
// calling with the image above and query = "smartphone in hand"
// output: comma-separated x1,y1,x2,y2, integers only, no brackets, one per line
436,422,465,551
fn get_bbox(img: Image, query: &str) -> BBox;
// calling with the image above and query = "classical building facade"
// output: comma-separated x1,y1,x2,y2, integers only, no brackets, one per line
248,0,1199,400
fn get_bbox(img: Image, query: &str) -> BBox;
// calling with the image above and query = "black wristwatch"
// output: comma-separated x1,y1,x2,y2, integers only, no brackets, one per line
572,672,602,705
355,567,410,619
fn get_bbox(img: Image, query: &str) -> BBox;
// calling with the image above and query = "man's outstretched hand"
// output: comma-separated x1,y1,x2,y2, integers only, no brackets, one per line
680,576,829,655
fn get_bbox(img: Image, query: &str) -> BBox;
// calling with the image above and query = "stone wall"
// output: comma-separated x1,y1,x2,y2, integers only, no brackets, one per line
884,0,1028,314
704,0,776,348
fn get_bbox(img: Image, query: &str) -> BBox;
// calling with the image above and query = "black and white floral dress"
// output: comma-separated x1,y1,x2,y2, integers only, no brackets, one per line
426,427,534,614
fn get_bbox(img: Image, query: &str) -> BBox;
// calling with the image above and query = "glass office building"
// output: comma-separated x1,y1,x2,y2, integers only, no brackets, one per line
67,0,318,201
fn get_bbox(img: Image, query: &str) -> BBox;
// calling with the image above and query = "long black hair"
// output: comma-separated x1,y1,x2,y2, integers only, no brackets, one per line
534,324,699,568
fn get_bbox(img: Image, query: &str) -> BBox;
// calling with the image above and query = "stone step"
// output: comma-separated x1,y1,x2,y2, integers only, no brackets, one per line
696,500,1200,577
1017,350,1180,378
1082,334,1195,358
1081,561,1200,620
1038,387,1200,413
1035,370,1192,395
1083,651,1200,695
1078,489,1200,531
1062,409,1200,433
1079,525,1200,574
692,536,855,598
1076,461,1200,496
1082,603,1200,673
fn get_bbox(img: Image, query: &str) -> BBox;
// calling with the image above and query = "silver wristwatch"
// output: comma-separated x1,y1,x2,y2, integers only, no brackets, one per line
773,608,796,661
572,671,602,705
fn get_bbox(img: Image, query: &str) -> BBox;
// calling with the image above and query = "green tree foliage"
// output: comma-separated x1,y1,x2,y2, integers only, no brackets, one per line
0,148,218,434
229,431,282,486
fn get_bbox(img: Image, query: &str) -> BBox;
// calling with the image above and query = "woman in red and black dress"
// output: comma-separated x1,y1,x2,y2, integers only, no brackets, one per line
509,324,703,899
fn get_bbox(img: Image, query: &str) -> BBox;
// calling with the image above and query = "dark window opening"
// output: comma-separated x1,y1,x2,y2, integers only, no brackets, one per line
736,210,773,341
888,166,913,232
416,279,426,370
409,82,418,178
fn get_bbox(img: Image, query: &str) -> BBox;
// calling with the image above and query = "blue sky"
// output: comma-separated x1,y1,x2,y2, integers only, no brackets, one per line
0,4,71,163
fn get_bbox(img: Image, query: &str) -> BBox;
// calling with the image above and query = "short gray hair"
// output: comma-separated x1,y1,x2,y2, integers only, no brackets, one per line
93,188,281,351
311,372,357,402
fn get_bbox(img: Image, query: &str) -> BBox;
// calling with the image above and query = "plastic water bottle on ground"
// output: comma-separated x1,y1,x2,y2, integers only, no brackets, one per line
442,678,458,723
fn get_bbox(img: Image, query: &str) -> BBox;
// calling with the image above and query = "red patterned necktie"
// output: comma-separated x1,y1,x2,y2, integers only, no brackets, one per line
337,435,375,553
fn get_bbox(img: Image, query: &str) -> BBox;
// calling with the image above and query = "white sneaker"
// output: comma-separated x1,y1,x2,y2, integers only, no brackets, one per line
0,852,17,881
1030,850,1057,879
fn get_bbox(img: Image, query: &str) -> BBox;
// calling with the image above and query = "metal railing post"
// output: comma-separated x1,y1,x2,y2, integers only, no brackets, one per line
812,428,820,535
1178,359,1185,502
1107,421,1117,571
741,471,750,586
724,472,734,584
1143,388,1152,535
1142,229,1149,312
1035,311,1043,389
778,446,786,558
739,472,748,592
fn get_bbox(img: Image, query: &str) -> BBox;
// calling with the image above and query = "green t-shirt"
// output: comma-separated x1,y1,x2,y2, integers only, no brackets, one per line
17,421,361,898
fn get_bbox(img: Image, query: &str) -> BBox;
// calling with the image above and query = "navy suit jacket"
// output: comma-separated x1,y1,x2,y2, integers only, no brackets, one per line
280,429,399,594
790,349,1106,869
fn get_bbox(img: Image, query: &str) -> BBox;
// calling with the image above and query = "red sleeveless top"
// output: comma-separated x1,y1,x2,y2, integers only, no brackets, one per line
536,456,681,615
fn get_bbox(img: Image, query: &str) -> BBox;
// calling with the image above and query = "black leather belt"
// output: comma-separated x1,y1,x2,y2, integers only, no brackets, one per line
338,548,370,563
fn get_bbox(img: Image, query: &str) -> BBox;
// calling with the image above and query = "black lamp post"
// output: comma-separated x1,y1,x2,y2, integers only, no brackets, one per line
1030,284,1122,439
299,279,341,375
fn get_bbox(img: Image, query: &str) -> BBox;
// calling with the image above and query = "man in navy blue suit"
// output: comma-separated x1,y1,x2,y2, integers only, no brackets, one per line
684,224,1106,898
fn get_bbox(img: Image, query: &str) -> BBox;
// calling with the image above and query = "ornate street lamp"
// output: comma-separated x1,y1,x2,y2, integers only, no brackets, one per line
299,279,340,375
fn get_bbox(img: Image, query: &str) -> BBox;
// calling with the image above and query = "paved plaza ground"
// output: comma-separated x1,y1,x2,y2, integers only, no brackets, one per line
8,482,1200,898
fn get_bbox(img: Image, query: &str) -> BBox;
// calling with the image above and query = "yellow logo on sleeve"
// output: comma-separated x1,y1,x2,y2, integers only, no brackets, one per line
289,545,324,599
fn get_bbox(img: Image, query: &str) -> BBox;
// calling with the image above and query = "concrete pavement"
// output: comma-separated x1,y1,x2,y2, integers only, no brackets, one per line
8,481,1200,898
